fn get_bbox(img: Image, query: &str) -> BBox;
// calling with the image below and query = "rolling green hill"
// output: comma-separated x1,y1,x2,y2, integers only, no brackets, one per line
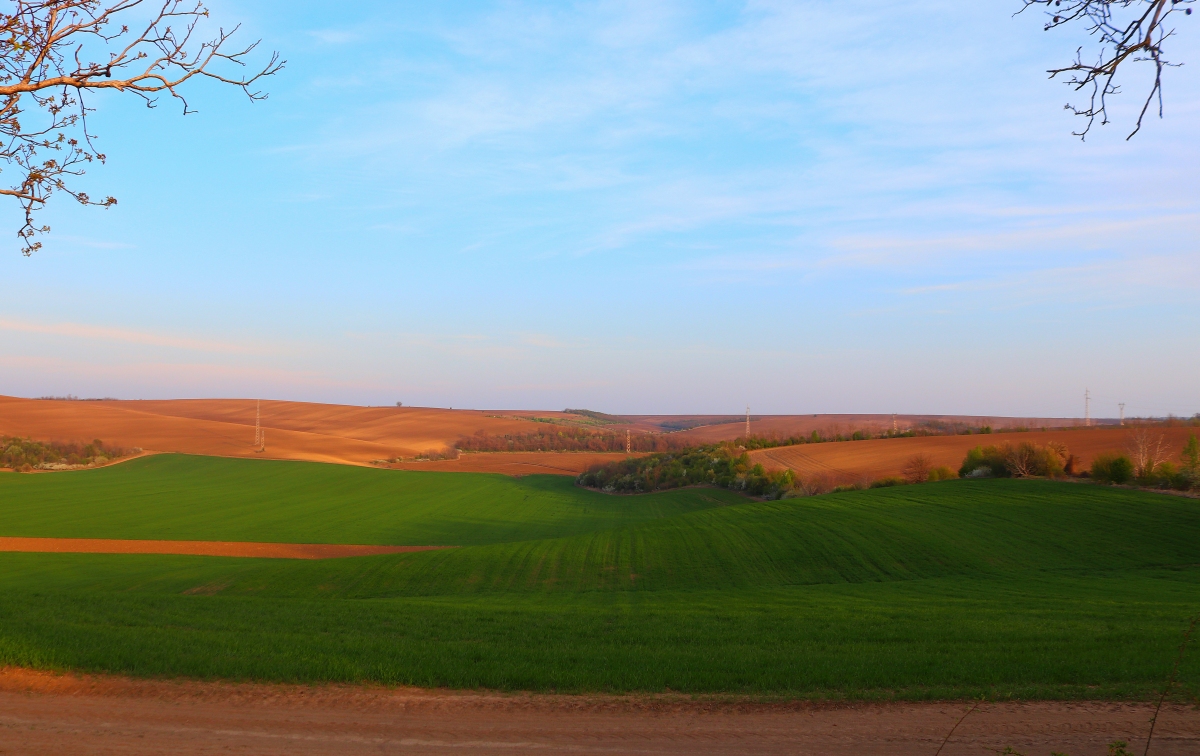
0,454,741,545
0,455,1198,697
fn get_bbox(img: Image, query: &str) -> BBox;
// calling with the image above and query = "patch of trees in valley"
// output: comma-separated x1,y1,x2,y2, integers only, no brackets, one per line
1,437,133,472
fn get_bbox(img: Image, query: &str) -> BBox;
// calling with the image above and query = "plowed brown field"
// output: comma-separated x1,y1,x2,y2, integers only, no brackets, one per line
0,538,450,559
751,427,1199,485
5,394,1186,480
1,668,1197,755
0,395,591,467
670,413,1080,444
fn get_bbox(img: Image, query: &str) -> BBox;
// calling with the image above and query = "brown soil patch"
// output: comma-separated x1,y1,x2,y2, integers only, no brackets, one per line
0,668,1197,755
0,537,450,559
751,426,1200,485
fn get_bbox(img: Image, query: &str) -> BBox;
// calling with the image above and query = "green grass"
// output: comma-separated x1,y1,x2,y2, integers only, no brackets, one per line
0,454,741,544
1,455,1198,698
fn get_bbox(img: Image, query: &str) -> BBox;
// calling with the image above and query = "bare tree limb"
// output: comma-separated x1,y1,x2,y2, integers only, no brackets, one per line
0,0,283,254
1019,0,1193,139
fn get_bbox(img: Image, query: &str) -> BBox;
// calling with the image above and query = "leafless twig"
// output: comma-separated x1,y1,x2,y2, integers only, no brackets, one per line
934,699,980,756
1144,613,1200,755
1018,0,1194,139
0,1,283,254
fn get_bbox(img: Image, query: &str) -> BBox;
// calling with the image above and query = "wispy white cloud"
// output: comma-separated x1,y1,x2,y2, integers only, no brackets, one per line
0,319,253,354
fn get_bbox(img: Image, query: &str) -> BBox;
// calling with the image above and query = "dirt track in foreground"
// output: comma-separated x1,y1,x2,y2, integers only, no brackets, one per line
0,537,450,559
0,669,1197,755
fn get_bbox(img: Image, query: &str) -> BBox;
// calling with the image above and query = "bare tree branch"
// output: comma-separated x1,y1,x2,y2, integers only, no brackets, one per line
1019,0,1193,139
0,0,283,254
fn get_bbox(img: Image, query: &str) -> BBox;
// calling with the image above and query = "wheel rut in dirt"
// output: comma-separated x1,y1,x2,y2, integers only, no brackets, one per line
1,669,1198,755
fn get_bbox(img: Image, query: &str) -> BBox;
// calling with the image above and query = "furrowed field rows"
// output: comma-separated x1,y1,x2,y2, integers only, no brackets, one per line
0,455,741,545
4,477,1190,597
0,568,1197,695
1,455,1198,696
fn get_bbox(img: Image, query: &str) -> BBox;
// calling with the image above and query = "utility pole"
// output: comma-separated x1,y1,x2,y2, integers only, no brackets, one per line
745,406,750,438
1119,403,1125,426
1085,389,1091,427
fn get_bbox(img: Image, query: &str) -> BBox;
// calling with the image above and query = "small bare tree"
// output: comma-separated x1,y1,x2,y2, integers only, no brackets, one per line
1127,427,1172,478
1020,0,1194,139
1,1,282,254
902,454,932,484
1004,443,1037,478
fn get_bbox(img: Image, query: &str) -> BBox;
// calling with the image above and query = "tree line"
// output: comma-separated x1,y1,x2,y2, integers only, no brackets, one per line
456,429,693,454
1,436,130,471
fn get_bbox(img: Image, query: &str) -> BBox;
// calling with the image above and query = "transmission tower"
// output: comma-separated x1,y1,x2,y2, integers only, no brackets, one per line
1084,389,1091,427
1119,402,1125,426
625,429,631,455
745,406,750,438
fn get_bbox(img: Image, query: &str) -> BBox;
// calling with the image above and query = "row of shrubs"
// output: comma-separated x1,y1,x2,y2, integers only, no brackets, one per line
958,435,1199,491
577,434,1200,498
1089,436,1199,489
1,436,130,472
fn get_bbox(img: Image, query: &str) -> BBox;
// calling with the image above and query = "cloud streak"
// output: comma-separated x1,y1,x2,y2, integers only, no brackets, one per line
0,319,253,354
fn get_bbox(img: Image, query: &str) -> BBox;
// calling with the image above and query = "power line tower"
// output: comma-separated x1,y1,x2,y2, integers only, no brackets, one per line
625,429,631,455
745,406,750,438
1084,389,1091,427
1119,403,1125,426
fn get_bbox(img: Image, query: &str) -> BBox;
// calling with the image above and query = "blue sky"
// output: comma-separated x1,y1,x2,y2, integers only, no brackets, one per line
1,1,1196,417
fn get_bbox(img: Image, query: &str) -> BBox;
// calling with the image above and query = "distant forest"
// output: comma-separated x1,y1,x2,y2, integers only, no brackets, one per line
456,421,1004,455
456,428,692,453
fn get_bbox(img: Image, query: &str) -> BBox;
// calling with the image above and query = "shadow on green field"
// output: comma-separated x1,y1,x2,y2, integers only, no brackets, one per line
1,458,1198,697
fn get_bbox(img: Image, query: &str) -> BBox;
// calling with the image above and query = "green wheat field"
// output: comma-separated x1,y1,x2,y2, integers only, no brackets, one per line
1,454,1197,699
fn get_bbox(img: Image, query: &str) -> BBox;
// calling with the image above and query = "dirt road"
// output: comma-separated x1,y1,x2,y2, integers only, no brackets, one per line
0,669,1197,755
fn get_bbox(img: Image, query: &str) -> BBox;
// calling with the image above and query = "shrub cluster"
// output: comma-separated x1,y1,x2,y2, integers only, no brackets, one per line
1,436,127,472
1092,433,1200,490
959,442,1069,479
1091,453,1135,484
576,443,796,498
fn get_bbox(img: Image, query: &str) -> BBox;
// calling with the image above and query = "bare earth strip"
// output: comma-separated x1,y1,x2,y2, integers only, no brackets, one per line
0,537,450,559
0,669,1197,755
